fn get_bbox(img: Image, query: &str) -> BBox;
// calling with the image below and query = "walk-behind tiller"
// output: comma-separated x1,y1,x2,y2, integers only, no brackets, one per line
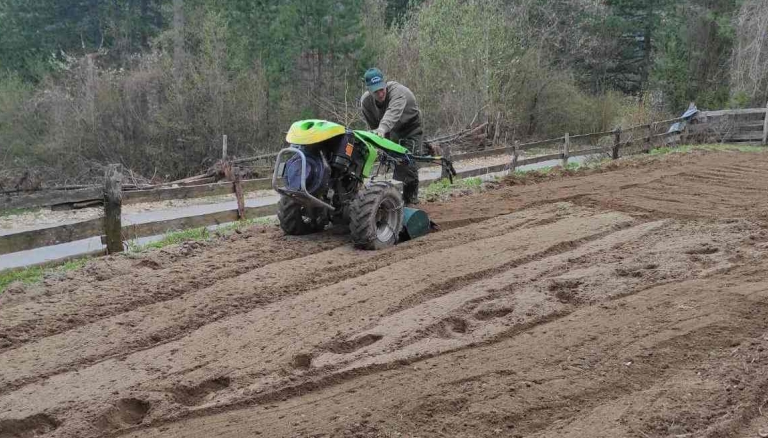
272,119,456,249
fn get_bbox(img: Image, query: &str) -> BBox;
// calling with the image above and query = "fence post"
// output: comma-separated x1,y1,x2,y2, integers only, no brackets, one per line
612,128,621,160
643,127,651,154
223,162,246,220
561,133,570,168
233,167,245,220
763,102,768,146
222,135,228,159
440,143,452,180
104,164,123,254
511,141,519,171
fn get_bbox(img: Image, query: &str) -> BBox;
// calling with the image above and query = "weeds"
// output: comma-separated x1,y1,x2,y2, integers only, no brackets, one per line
0,258,89,295
649,143,766,156
127,227,211,252
421,177,484,202
0,216,276,294
0,207,41,217
125,217,276,253
504,143,766,186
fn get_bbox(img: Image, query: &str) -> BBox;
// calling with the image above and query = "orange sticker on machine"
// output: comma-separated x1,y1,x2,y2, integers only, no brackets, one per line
345,143,354,156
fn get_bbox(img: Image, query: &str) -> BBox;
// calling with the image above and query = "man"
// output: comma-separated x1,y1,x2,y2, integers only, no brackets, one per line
360,67,423,205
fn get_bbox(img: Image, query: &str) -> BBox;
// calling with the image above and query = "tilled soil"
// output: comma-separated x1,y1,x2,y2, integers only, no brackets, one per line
3,150,768,438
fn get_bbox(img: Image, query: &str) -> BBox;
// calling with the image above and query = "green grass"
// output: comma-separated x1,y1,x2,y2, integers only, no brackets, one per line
510,144,763,179
126,216,277,253
565,161,581,170
0,217,277,294
0,258,89,295
649,143,766,156
0,207,41,217
127,227,210,252
422,177,484,201
502,143,766,185
510,161,582,177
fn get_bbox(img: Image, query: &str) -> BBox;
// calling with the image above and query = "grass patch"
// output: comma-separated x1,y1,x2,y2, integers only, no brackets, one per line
422,177,484,202
565,161,581,171
128,227,210,252
507,155,617,184
511,160,587,178
503,143,766,186
126,216,276,253
1,217,277,294
0,207,41,217
0,258,90,295
649,143,766,156
0,266,43,293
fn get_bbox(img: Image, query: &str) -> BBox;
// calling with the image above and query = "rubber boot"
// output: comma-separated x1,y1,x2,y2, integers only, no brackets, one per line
403,180,419,205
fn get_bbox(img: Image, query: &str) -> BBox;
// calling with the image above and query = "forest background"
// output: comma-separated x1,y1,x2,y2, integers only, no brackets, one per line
1,0,767,182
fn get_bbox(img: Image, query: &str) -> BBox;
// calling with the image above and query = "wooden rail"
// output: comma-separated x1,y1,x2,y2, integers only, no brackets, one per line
0,178,274,211
699,108,767,117
2,104,767,261
119,204,277,242
0,218,105,256
123,178,272,205
1,187,102,211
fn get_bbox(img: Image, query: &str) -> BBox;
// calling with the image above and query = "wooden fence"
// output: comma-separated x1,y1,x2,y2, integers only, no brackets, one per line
1,105,766,261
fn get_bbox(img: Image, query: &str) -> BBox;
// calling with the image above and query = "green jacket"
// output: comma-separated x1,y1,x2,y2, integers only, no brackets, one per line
360,81,422,140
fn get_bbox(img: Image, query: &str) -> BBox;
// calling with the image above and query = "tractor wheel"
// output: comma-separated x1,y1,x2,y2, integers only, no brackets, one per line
277,196,328,235
349,182,404,250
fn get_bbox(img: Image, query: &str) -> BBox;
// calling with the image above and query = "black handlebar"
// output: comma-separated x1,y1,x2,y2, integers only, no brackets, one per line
411,155,457,183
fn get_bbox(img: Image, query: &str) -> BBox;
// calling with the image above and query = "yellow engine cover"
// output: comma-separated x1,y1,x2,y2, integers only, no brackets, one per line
285,119,346,145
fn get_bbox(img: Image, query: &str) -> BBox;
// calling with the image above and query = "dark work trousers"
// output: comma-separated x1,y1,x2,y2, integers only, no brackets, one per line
391,130,423,204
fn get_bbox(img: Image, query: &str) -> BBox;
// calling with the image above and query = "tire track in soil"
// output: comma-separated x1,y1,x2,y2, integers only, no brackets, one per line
117,268,768,438
92,153,768,437
12,211,756,438
699,168,756,178
324,221,672,370
0,210,635,436
675,173,768,193
0,229,346,353
713,162,768,174
546,305,768,438
5,151,768,438
0,205,575,396
650,176,760,198
423,152,768,226
340,217,751,372
378,218,649,320
581,165,768,221
687,170,753,182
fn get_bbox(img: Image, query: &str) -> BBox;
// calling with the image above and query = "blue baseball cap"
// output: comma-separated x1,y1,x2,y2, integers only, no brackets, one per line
364,68,386,92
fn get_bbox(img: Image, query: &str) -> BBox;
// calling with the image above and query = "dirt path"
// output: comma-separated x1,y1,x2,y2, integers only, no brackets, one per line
3,150,768,438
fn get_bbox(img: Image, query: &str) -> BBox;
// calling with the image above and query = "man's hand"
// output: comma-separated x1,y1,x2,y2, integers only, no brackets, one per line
371,128,387,138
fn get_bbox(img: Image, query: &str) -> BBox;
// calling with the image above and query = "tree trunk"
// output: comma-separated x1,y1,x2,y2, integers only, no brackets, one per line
140,0,150,49
172,0,185,85
640,3,653,97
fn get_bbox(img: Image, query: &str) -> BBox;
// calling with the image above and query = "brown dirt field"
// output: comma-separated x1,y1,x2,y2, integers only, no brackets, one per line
3,149,768,438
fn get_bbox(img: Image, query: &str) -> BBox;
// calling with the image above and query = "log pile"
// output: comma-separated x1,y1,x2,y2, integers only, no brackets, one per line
166,159,251,187
425,122,492,155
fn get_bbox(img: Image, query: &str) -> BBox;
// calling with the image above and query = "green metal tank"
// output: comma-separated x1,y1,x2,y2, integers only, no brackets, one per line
400,207,432,241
